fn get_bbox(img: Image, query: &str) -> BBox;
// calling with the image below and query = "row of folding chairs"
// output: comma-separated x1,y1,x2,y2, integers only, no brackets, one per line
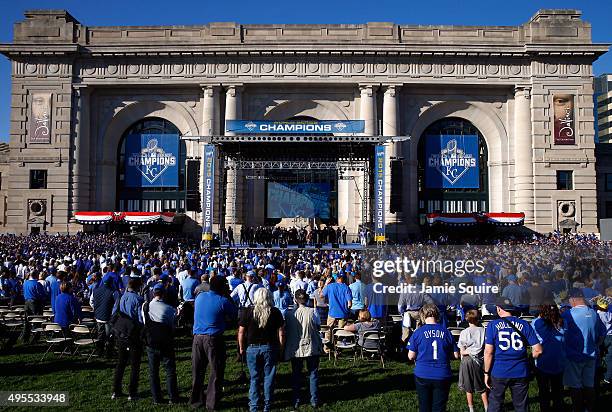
39,322,99,363
320,325,386,368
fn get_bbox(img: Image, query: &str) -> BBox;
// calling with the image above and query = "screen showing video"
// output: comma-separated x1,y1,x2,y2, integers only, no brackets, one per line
266,182,330,218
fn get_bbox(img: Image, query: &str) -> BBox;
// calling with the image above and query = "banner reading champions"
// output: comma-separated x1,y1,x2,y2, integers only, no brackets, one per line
226,120,365,134
425,135,479,189
125,134,179,187
374,145,386,242
201,145,216,241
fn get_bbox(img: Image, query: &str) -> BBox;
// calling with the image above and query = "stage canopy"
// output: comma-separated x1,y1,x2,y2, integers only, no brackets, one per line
426,212,525,227
74,211,176,225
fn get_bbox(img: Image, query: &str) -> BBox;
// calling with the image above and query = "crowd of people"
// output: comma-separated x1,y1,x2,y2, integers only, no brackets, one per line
0,231,610,412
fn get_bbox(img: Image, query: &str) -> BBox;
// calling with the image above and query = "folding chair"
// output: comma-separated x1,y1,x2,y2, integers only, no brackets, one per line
319,325,331,360
40,323,73,362
332,328,356,366
27,316,47,342
361,330,386,368
71,324,99,362
42,310,54,321
447,327,464,343
81,306,94,314
3,312,25,339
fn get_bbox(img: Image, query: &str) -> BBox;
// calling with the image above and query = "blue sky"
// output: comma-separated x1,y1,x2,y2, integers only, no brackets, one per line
1,0,611,142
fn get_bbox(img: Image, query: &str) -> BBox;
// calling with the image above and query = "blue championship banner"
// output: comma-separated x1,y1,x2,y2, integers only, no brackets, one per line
125,134,179,187
226,120,365,134
374,145,386,242
425,135,479,189
201,145,216,241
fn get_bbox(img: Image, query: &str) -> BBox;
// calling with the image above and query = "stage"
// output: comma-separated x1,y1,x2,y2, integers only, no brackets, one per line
214,242,366,251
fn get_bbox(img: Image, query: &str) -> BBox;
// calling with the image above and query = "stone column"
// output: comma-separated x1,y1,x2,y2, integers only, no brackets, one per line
224,85,243,230
72,85,91,218
200,85,220,231
359,84,378,136
382,85,402,239
513,86,534,225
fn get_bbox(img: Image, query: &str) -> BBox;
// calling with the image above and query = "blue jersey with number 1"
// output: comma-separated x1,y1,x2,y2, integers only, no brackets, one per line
485,316,539,379
407,323,457,380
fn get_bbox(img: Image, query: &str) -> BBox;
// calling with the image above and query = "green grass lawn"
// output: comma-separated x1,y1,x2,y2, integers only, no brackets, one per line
1,331,609,411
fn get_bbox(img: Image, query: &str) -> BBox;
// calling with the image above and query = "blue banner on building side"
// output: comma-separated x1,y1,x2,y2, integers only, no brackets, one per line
202,145,216,241
125,134,179,188
425,135,479,189
226,120,365,134
374,145,386,242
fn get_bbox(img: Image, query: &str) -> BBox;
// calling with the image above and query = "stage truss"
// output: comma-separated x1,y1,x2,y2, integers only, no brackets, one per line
218,153,371,231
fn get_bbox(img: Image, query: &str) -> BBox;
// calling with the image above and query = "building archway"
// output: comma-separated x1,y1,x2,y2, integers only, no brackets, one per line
404,101,509,226
417,117,489,217
95,101,198,210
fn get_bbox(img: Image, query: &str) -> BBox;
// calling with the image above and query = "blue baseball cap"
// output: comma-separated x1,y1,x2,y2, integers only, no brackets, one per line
495,296,516,311
153,283,165,292
568,288,584,299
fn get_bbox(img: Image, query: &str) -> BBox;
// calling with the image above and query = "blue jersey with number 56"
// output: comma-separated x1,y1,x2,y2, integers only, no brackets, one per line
407,323,457,380
485,316,539,378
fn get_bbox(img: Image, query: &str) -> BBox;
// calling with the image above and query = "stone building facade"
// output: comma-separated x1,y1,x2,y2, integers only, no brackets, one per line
0,9,607,237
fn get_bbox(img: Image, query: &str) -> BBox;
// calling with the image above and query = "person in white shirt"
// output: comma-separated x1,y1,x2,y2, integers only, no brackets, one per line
458,309,488,412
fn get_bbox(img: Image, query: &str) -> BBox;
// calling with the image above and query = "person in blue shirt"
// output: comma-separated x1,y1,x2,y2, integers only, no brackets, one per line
321,274,352,351
348,273,365,318
180,270,200,302
229,270,244,292
531,304,565,412
365,276,388,321
561,288,606,412
484,297,542,412
23,270,46,315
190,276,237,410
179,269,200,329
501,275,528,313
45,272,61,311
407,303,459,412
273,280,293,318
53,282,82,331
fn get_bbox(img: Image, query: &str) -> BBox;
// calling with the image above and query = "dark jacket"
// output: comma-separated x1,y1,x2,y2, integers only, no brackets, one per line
93,284,118,322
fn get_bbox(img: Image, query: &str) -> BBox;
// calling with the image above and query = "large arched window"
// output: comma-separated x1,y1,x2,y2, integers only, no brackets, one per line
417,117,488,216
116,117,186,212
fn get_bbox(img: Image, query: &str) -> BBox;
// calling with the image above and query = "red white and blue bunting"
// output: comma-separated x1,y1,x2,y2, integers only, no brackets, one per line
426,212,525,227
75,211,176,225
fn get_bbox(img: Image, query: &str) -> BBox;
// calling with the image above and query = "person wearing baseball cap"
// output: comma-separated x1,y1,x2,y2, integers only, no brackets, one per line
561,288,607,411
230,270,262,312
273,279,292,319
484,296,542,412
284,289,322,409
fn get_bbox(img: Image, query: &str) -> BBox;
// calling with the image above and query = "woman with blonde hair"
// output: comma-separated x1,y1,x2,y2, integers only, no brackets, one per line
407,303,459,412
238,287,285,412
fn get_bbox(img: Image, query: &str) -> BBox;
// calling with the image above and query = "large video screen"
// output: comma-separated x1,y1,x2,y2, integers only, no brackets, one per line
266,182,330,219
